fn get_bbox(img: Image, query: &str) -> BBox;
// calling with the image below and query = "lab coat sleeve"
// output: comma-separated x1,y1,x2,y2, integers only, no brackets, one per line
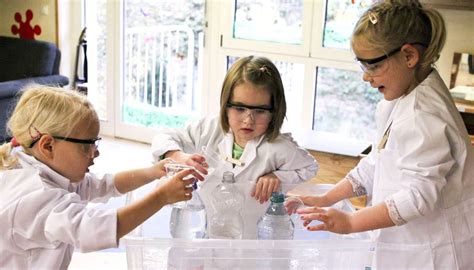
346,99,395,198
12,190,118,253
272,133,319,184
388,112,455,223
151,117,214,161
74,173,123,202
347,149,376,197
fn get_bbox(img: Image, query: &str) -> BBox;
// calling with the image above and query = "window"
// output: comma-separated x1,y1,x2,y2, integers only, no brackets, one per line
122,0,205,129
233,0,304,45
219,0,379,155
313,67,380,141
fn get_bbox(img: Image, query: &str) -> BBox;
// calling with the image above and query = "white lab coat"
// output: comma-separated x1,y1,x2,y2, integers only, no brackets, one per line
152,116,318,238
0,151,121,270
348,70,474,269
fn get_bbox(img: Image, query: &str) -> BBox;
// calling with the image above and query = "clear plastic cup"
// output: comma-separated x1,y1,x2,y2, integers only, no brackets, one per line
284,196,306,229
200,146,225,176
164,163,196,186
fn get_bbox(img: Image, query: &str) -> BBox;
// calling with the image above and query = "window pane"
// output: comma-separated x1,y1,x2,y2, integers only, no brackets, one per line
227,56,304,130
122,0,205,128
233,0,303,45
313,67,381,141
85,0,108,120
323,0,375,49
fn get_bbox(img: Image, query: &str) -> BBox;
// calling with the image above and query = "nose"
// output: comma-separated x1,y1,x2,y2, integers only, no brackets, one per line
242,110,255,123
91,148,100,159
362,71,372,82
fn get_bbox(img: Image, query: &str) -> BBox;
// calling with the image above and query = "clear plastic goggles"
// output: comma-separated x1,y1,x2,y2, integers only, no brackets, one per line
226,102,273,124
356,46,401,76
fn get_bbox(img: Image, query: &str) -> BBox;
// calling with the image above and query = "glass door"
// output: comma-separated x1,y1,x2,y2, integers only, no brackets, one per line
85,0,208,142
117,0,207,142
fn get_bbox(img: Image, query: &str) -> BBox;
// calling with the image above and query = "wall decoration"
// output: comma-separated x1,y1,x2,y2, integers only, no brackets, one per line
11,9,42,39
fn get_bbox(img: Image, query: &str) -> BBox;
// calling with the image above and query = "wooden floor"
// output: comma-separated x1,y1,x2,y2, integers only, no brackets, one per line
308,150,366,209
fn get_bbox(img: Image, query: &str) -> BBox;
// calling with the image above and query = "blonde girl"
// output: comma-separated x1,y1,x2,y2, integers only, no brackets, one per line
0,85,201,269
294,0,474,268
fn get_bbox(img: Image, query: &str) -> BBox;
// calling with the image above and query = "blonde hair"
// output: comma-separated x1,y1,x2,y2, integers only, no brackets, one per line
0,85,97,169
351,0,446,72
219,56,286,141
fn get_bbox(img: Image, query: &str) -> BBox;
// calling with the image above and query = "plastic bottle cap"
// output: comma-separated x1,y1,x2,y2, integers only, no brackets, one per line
270,192,285,203
222,171,236,183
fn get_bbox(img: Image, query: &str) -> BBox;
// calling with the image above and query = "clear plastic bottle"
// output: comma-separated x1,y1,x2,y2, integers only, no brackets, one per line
167,164,207,239
257,191,294,240
208,171,244,239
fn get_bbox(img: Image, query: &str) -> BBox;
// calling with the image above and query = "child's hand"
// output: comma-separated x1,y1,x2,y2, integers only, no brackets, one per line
251,172,280,204
167,151,209,176
156,168,196,205
297,206,353,234
284,196,304,215
152,158,175,179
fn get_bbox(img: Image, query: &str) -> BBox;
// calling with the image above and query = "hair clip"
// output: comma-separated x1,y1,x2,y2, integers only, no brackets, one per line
28,126,43,148
10,137,20,147
259,65,272,76
368,11,378,25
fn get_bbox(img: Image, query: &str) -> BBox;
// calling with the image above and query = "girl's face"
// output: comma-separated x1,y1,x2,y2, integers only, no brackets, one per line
49,118,100,182
227,81,273,147
353,39,418,101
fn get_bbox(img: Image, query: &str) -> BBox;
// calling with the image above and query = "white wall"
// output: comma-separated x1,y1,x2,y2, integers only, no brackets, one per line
57,0,83,87
0,0,57,43
435,8,474,85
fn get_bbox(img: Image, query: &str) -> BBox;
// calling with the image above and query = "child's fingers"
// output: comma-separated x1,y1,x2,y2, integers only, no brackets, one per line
285,202,297,214
259,181,271,203
253,180,263,200
307,223,327,231
190,170,204,181
161,157,176,164
284,197,303,214
250,185,256,197
297,206,325,215
181,176,198,187
189,155,208,177
191,154,206,164
175,168,195,179
262,181,273,203
273,180,280,193
184,186,194,196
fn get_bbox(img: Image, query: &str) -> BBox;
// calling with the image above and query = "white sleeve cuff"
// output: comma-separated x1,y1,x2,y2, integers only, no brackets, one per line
385,198,407,225
346,174,367,197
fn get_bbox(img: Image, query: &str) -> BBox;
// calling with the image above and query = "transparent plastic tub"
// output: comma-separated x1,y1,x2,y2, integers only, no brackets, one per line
123,181,374,269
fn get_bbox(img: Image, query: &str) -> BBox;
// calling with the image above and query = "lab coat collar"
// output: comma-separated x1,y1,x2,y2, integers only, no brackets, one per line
16,151,72,190
219,131,266,177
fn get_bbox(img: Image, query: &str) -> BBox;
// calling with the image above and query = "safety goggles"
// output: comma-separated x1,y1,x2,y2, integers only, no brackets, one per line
29,127,101,158
355,46,402,76
226,102,273,124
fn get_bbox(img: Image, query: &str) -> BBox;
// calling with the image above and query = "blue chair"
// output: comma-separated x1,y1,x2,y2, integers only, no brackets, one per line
0,36,69,143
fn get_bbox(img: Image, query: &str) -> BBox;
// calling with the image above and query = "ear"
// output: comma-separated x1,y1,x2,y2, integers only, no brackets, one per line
401,44,420,69
36,135,55,160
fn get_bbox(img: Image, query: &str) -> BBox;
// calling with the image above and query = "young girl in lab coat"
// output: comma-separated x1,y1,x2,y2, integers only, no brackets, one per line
293,0,474,268
152,56,318,238
0,85,201,269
